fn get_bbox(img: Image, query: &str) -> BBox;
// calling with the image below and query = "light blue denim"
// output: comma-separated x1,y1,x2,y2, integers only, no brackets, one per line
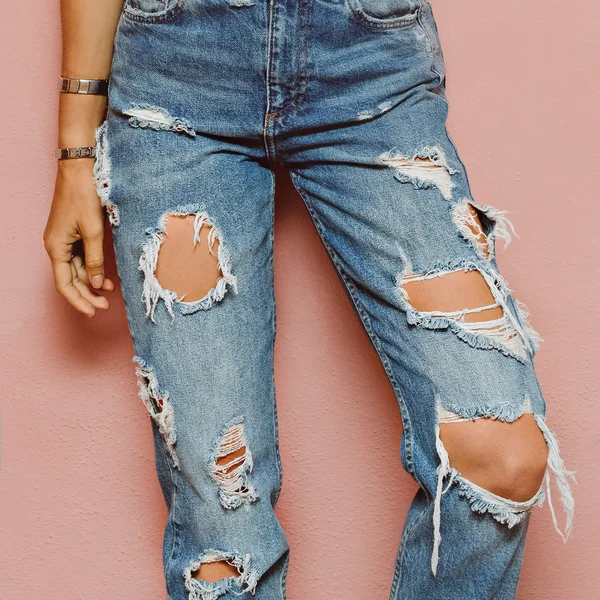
93,0,576,598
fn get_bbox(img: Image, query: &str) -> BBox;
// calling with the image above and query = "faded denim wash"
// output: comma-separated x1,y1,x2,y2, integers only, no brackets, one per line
93,0,575,598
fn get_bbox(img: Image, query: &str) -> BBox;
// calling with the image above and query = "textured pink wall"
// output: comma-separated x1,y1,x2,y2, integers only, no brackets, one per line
1,1,598,598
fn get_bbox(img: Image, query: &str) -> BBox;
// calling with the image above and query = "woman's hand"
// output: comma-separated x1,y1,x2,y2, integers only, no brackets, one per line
44,158,115,317
48,0,124,317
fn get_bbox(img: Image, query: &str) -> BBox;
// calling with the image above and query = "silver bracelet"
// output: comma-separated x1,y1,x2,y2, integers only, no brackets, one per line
58,76,109,95
55,147,97,160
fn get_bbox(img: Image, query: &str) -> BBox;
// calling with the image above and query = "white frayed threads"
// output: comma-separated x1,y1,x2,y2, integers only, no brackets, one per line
534,415,576,542
478,268,536,359
431,414,458,576
139,211,238,322
378,146,458,201
455,474,545,527
209,417,258,510
357,100,394,121
514,299,544,354
134,357,179,468
398,266,534,362
122,103,197,138
437,405,472,424
452,198,517,261
140,230,176,321
184,551,259,600
93,120,120,226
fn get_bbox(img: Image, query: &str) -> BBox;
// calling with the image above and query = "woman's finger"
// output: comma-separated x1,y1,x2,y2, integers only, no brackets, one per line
51,256,96,317
72,254,115,291
81,220,105,289
70,259,110,310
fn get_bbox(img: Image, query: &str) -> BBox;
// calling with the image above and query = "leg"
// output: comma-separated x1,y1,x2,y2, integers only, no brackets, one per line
275,1,575,597
95,111,289,600
289,143,575,599
97,2,299,596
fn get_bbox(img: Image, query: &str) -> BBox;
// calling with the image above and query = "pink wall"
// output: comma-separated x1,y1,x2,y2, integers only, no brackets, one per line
1,1,598,598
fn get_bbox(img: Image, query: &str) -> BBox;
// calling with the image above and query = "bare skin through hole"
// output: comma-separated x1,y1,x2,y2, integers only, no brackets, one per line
154,215,222,302
402,270,503,321
194,560,240,583
440,414,549,501
414,157,438,166
217,445,246,472
397,156,441,168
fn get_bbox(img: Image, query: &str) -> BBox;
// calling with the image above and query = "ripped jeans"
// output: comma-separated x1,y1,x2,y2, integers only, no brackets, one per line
94,0,575,598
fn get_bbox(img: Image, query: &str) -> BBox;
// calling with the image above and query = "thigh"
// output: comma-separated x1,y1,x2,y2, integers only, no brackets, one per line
285,84,568,559
281,3,549,493
287,131,545,439
98,110,277,466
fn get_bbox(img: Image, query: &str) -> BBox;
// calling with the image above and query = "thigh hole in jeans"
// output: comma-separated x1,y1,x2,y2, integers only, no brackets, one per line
401,269,503,321
396,264,537,361
154,215,222,303
139,209,238,322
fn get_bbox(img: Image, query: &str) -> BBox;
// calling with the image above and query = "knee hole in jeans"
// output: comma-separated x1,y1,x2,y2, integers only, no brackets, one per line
439,413,549,502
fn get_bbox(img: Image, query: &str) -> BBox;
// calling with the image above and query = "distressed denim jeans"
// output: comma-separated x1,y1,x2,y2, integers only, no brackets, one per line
93,0,575,598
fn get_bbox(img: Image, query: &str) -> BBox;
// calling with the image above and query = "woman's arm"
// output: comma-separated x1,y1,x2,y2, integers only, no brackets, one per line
44,0,123,317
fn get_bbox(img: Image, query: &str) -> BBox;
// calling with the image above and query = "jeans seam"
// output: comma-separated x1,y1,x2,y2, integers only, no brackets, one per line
268,169,284,503
415,0,444,85
265,0,310,121
390,500,430,599
279,550,291,599
346,0,420,31
163,438,181,595
122,0,186,23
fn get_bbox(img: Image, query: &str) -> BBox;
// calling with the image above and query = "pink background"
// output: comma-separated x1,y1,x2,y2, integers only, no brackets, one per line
1,1,598,598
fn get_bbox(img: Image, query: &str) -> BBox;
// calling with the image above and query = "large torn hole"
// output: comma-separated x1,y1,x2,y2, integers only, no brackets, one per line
378,145,458,200
193,560,240,584
184,550,259,600
402,269,503,321
440,410,549,502
155,215,222,302
452,198,516,261
122,103,197,138
396,263,536,362
430,395,575,576
139,209,238,322
134,356,179,469
209,416,258,510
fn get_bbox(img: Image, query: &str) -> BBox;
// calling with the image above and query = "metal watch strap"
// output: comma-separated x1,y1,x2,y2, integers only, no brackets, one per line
57,76,109,95
55,147,97,160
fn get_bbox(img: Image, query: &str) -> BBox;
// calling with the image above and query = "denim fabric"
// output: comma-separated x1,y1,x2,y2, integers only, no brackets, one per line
93,1,575,598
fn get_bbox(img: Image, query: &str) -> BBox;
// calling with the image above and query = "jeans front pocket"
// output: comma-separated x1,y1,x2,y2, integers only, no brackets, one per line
346,0,420,30
123,0,185,23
